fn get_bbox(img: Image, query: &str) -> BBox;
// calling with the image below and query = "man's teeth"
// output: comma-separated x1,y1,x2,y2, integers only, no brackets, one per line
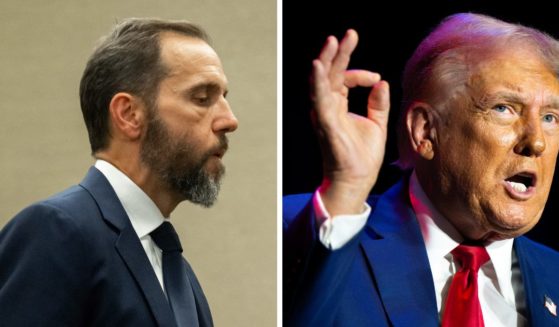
507,181,527,193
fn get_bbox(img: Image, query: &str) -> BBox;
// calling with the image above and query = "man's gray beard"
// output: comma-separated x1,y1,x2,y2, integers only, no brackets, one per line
140,114,225,208
159,160,222,208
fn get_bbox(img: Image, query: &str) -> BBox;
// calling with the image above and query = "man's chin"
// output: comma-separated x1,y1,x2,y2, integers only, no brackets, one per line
485,218,540,241
172,167,223,208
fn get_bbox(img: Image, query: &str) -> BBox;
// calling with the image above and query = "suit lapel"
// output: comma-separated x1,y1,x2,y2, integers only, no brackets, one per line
360,180,439,326
115,227,177,327
80,167,177,327
515,237,559,325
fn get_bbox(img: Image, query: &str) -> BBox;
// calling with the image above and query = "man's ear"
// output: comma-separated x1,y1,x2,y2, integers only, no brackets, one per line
108,92,146,141
405,102,438,160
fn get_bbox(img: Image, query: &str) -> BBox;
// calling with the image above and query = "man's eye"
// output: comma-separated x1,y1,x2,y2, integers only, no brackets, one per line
542,113,558,123
194,96,210,105
492,104,510,113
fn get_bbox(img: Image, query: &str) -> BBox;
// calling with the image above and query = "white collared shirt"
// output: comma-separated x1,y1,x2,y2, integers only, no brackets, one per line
408,172,526,326
313,172,527,326
313,185,371,250
95,160,167,291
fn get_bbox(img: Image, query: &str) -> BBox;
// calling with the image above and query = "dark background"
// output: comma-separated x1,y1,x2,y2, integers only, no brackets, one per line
283,1,558,250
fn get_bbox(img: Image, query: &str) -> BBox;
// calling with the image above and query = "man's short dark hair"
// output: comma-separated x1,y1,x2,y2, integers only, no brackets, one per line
79,18,209,154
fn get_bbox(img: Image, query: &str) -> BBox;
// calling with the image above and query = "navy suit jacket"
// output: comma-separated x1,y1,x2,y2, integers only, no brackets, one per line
284,179,559,326
0,167,212,327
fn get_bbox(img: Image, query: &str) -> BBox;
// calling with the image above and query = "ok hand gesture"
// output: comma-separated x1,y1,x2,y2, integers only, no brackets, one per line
311,30,391,216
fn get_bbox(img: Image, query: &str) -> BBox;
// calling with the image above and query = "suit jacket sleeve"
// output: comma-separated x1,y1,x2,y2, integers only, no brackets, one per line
283,194,368,326
0,202,93,326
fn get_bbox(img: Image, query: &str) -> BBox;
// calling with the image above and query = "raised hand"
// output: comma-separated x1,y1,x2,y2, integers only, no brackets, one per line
311,29,390,216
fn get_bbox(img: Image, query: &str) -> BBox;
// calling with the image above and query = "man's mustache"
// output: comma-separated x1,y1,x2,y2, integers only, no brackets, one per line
208,135,229,158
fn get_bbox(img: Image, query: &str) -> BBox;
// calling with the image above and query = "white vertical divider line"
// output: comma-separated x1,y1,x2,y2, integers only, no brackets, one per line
276,0,283,326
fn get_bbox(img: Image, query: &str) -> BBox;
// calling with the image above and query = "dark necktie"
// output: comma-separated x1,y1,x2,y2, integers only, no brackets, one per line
441,244,490,327
150,222,199,327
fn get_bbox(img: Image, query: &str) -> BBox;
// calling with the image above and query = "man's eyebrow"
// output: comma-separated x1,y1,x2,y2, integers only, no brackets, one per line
542,96,559,109
186,82,227,95
474,91,524,109
487,91,526,104
477,91,559,109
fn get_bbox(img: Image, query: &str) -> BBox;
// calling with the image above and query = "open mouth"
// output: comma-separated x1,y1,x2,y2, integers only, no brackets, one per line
504,172,536,195
213,147,227,159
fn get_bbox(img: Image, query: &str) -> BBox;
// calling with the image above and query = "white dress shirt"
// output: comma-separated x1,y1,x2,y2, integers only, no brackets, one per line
95,160,167,291
313,185,370,250
313,171,527,326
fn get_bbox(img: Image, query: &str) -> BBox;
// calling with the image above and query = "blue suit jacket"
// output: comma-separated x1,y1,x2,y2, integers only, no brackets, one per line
0,167,212,327
284,179,559,326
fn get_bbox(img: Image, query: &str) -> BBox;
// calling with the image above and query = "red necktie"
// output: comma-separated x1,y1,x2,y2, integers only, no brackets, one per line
441,244,490,327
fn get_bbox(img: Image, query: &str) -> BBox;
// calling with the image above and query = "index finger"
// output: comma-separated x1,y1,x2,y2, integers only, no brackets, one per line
344,70,381,88
329,29,359,85
318,36,339,72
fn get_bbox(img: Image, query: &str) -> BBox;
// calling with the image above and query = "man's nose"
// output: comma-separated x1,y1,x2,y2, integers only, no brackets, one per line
212,99,239,133
514,113,546,157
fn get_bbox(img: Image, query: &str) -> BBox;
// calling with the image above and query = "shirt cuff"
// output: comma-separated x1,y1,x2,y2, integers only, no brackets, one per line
312,188,370,250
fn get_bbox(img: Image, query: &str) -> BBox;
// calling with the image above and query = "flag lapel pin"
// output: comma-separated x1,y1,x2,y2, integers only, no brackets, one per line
545,295,557,317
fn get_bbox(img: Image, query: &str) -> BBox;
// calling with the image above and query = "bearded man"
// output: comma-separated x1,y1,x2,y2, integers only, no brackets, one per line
0,18,237,327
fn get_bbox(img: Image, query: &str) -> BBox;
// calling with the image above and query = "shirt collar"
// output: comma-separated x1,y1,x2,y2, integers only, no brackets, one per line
485,236,514,296
408,171,513,286
409,171,461,269
95,160,165,238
